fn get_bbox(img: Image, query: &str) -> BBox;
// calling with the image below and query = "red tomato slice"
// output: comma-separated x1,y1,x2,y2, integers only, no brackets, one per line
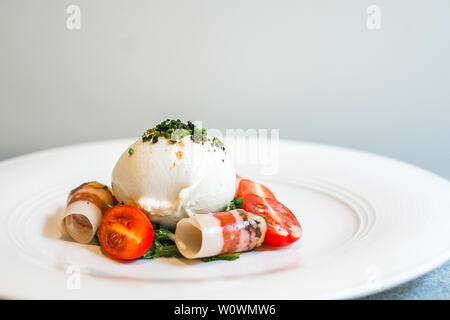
98,205,154,260
236,179,277,200
243,194,302,246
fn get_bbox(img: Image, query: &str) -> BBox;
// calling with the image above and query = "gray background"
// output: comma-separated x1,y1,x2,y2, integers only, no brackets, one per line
0,0,449,299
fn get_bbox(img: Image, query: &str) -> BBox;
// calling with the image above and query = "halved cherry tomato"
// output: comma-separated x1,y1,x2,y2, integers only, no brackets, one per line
98,205,154,260
236,179,276,200
243,194,302,246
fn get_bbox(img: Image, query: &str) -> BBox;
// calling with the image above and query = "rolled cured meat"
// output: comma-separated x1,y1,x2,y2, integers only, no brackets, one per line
60,181,114,244
175,209,267,259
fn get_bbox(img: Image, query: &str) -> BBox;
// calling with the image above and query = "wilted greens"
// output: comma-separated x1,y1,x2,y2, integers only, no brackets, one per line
201,253,240,262
225,197,244,211
140,226,181,259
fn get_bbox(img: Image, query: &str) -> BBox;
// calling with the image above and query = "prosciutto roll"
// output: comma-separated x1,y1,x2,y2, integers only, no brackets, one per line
175,209,267,259
60,181,114,244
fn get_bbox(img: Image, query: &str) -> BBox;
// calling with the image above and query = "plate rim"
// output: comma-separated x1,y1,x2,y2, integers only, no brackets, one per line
0,138,449,300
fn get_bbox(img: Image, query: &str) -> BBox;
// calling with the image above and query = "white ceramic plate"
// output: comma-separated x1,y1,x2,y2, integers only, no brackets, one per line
0,139,449,299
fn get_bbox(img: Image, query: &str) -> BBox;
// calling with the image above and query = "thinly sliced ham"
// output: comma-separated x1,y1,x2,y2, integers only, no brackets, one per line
175,209,267,259
60,182,114,244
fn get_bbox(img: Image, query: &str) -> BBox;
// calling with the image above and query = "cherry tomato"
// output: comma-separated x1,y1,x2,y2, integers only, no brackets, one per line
236,179,276,200
243,194,302,246
98,205,154,260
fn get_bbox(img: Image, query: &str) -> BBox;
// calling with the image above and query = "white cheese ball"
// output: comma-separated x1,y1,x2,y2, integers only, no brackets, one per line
112,136,236,228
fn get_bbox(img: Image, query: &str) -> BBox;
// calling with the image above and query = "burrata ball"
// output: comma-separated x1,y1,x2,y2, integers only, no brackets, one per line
111,135,236,228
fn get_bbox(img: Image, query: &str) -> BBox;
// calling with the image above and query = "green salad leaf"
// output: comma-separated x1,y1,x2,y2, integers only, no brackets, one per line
225,197,243,211
140,225,181,259
201,253,240,262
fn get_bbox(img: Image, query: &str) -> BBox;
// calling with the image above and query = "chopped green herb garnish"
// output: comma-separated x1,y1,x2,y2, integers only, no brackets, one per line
128,148,134,156
141,119,224,150
201,253,240,262
225,197,244,211
212,137,224,148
